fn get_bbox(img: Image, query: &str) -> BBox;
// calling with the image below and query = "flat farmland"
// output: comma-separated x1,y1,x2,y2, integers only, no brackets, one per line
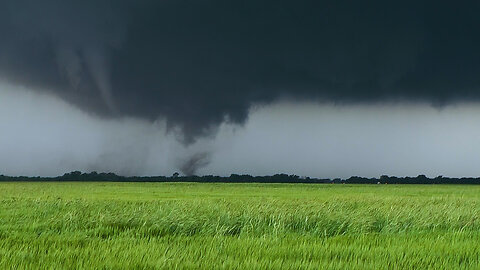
0,182,479,269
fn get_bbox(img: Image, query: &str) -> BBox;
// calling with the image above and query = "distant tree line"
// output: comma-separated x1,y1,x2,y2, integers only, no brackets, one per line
1,172,480,184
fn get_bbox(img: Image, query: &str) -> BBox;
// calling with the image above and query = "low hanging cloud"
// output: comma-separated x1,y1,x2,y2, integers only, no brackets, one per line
0,0,480,140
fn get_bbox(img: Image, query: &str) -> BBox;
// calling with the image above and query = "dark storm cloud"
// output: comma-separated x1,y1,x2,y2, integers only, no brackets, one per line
1,0,480,140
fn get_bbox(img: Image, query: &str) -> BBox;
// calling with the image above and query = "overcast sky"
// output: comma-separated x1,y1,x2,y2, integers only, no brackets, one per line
1,1,480,177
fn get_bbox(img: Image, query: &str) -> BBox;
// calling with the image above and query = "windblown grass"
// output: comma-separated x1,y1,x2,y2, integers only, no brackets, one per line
0,182,479,269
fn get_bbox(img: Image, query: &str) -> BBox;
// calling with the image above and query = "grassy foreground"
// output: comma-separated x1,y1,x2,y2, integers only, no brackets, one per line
0,182,479,269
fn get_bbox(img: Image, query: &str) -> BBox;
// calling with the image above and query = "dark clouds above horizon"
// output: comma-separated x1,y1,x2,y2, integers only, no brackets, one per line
1,0,480,140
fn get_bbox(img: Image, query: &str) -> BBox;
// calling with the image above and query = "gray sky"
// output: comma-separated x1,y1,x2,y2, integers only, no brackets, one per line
1,1,480,177
2,81,480,178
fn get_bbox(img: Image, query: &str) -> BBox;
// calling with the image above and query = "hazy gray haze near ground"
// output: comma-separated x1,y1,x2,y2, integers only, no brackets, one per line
2,82,480,178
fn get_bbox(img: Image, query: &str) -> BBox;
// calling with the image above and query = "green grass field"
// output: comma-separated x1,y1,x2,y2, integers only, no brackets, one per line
0,182,479,269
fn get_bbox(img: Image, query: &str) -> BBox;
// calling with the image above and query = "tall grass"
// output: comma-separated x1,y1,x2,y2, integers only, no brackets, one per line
0,182,479,269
